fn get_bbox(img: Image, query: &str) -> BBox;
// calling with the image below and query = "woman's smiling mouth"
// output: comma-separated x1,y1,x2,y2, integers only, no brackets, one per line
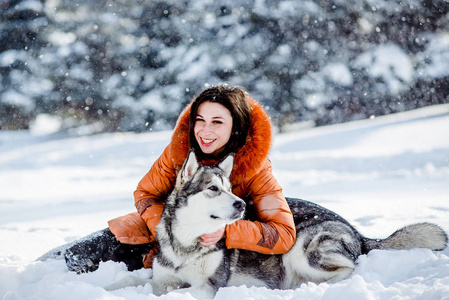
200,137,216,146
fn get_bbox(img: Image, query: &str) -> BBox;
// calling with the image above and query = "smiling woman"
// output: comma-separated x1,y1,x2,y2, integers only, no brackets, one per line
188,84,252,162
40,83,296,274
194,101,233,156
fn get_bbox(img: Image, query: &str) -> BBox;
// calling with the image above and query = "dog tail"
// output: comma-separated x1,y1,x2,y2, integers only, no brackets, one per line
362,222,448,254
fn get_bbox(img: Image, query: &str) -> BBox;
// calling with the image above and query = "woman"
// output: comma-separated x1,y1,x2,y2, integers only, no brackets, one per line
40,83,296,273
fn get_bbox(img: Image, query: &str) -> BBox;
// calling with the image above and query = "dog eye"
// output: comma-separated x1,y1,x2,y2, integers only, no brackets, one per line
208,185,218,192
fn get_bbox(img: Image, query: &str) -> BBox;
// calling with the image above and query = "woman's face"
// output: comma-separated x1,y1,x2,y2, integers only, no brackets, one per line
194,101,233,156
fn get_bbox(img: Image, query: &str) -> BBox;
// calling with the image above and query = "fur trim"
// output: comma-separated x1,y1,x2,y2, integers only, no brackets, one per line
169,98,272,186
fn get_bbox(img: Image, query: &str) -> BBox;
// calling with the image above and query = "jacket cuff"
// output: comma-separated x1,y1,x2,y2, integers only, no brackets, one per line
136,198,160,215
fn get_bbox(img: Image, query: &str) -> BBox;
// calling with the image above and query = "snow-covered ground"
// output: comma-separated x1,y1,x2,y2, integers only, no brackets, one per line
1,104,449,300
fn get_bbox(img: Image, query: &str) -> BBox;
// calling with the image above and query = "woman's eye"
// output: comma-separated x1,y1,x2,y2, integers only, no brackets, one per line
208,185,218,191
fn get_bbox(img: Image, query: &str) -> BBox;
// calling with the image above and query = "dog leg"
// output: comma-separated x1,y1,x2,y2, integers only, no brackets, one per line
284,223,361,287
151,268,191,296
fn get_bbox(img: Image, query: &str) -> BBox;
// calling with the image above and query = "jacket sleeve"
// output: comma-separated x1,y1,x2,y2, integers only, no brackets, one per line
134,145,177,238
225,160,296,254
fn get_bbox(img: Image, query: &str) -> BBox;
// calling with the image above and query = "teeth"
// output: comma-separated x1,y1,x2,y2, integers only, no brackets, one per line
202,138,214,143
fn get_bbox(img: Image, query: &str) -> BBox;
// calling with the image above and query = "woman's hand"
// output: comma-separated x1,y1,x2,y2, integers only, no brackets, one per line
199,226,225,246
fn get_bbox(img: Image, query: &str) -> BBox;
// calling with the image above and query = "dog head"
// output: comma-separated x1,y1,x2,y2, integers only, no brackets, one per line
168,151,246,237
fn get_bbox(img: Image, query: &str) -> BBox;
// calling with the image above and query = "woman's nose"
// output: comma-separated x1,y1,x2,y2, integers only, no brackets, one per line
201,122,212,134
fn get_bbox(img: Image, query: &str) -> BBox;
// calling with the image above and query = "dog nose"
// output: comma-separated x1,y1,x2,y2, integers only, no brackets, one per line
233,200,245,211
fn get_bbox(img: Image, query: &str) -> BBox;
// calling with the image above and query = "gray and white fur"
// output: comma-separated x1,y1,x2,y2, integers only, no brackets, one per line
111,151,448,299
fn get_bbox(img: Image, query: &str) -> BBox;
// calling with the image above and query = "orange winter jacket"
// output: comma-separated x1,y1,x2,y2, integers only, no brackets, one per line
109,98,296,255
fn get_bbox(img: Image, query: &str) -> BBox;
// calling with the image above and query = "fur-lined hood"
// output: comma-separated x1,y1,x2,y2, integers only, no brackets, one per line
168,97,272,187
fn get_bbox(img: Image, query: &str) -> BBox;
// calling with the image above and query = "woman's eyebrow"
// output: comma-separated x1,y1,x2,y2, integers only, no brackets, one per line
196,114,225,119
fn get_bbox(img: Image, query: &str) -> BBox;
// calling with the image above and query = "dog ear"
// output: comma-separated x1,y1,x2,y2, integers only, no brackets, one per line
178,150,199,187
218,153,234,178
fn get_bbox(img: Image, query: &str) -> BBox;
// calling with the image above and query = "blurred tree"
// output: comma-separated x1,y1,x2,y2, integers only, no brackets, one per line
0,0,448,133
0,0,49,129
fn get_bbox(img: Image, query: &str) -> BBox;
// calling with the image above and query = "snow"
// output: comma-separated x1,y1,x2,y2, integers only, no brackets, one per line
416,33,449,79
354,43,414,95
29,114,63,136
0,89,35,111
1,104,449,299
0,51,27,68
322,63,353,87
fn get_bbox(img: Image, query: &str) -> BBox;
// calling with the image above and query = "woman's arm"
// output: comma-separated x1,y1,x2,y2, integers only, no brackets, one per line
225,160,296,254
134,145,177,238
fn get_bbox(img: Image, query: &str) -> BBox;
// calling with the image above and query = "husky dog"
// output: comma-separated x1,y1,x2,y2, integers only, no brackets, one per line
133,151,447,299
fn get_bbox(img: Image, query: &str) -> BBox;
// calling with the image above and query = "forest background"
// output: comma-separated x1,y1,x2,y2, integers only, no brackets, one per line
1,0,449,134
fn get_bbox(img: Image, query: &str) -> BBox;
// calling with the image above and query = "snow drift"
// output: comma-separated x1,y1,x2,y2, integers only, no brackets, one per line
1,104,449,299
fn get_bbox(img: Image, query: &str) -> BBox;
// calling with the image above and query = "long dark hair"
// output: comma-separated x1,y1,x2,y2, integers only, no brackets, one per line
189,84,252,161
